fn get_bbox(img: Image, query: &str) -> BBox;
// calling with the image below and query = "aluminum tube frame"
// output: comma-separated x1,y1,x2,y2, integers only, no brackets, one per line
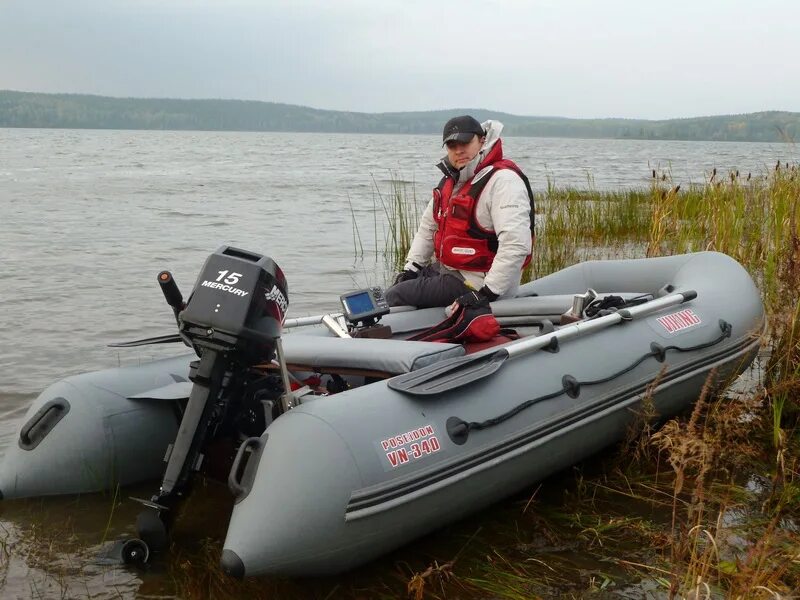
505,291,695,360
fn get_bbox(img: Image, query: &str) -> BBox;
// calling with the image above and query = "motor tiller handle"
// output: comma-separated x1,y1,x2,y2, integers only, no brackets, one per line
158,271,184,311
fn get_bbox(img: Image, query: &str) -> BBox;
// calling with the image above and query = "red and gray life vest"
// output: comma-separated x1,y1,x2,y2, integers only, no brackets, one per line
432,139,535,272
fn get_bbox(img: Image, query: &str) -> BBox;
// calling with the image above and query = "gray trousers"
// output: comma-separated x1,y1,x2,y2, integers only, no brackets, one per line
385,264,470,308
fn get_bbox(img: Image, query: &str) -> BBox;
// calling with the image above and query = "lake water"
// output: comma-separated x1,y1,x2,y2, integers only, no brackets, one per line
0,128,794,598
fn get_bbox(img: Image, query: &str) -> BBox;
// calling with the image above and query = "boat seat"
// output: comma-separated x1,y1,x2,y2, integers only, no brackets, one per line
278,335,465,376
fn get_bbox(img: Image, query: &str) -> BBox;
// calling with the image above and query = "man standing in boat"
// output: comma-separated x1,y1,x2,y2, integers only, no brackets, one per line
386,115,534,311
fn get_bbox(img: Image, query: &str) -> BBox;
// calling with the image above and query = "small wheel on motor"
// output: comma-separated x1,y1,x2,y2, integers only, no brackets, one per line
121,539,150,565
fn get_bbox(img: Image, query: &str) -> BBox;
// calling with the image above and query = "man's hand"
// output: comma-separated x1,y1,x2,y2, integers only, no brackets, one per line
446,286,498,315
393,269,419,285
454,290,489,308
393,262,423,285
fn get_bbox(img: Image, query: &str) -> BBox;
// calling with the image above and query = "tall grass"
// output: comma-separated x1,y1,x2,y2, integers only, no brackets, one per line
532,166,800,312
371,173,424,273
766,297,800,448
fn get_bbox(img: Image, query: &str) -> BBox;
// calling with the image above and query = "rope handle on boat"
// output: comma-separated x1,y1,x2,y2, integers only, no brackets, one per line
446,319,733,445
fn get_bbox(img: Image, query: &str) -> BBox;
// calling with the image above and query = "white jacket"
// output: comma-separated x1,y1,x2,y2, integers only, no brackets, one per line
403,120,532,297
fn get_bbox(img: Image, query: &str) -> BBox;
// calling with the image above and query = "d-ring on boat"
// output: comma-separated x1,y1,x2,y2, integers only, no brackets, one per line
0,248,764,577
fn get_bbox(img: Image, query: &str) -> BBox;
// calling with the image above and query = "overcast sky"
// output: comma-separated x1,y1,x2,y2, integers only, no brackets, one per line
1,0,797,119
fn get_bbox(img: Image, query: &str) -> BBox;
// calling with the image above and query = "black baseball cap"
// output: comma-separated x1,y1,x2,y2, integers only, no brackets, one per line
442,115,485,145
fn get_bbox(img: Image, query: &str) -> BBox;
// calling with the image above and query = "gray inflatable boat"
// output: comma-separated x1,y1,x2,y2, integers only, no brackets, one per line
0,248,764,577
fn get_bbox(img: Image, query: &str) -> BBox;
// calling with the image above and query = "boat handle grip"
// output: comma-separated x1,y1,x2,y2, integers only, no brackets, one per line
681,290,697,302
19,398,71,450
228,436,262,498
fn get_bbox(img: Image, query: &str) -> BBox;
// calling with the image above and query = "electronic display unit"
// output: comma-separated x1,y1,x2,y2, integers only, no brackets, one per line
340,287,390,325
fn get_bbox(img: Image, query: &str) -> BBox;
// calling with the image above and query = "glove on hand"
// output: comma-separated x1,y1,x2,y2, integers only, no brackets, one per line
454,286,498,309
393,262,423,285
393,269,418,285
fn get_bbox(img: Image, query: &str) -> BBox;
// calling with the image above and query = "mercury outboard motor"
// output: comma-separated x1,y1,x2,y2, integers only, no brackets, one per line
178,246,288,363
130,246,289,561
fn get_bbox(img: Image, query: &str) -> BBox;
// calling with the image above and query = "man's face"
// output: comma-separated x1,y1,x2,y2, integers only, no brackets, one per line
445,135,484,169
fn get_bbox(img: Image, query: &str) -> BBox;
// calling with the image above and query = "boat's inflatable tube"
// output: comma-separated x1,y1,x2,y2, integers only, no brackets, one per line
219,252,764,576
0,354,191,498
0,252,764,577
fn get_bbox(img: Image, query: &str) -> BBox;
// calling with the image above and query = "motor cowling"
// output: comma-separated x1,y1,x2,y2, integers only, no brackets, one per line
179,246,289,365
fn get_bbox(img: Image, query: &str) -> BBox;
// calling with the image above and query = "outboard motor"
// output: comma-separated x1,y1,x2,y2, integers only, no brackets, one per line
179,246,288,364
131,246,290,560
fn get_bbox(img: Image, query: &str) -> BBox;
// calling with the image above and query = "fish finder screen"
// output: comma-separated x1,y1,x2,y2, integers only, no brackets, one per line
344,291,375,316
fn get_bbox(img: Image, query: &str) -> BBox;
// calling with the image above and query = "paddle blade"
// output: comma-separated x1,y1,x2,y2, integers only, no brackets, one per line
388,349,509,396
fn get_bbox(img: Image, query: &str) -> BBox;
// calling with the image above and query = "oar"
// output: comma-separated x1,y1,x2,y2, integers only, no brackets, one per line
388,290,697,396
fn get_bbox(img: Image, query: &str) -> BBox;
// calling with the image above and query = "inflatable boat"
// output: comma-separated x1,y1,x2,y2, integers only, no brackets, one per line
0,248,764,577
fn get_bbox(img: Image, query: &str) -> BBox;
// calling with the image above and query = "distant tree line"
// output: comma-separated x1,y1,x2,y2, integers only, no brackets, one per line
1,90,797,142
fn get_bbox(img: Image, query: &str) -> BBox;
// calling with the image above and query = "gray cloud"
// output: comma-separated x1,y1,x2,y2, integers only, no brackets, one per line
1,0,798,118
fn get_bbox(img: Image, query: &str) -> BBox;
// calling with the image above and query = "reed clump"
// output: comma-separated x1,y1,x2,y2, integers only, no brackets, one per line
371,173,424,274
765,297,800,448
532,165,800,320
652,384,800,599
